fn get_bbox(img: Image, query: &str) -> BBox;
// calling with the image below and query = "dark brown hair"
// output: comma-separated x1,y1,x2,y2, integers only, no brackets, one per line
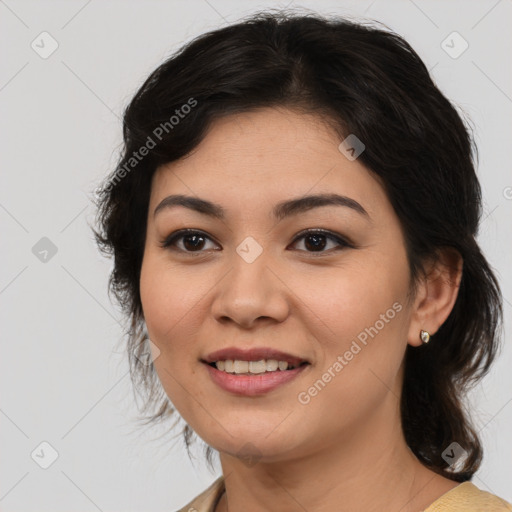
92,10,503,480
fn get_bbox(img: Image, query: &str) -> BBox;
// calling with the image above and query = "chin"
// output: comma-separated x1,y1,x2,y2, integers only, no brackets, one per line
204,428,305,464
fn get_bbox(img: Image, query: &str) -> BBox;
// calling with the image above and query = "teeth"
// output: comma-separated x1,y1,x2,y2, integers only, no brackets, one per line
265,359,279,372
214,359,298,374
234,360,249,373
249,360,266,373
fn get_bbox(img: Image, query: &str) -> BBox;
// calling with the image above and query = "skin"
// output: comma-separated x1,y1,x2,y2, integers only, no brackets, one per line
139,107,463,512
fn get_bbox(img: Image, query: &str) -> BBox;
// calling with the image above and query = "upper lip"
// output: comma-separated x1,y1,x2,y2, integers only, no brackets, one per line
202,347,309,367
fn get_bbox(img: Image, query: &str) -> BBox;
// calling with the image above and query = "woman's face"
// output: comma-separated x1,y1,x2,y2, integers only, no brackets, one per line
140,107,419,462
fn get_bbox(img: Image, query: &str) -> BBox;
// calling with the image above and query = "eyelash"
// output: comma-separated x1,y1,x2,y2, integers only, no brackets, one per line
159,228,353,256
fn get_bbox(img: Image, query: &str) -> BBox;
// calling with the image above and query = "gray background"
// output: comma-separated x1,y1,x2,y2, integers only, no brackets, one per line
1,0,511,510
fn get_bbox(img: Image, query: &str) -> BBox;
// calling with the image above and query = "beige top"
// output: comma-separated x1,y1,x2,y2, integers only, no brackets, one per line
175,476,512,512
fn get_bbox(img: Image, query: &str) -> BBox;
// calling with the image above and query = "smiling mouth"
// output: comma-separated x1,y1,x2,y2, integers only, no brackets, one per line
202,359,311,396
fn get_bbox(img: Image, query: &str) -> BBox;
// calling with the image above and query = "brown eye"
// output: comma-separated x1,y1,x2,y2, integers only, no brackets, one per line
289,229,351,254
160,228,351,255
159,230,219,252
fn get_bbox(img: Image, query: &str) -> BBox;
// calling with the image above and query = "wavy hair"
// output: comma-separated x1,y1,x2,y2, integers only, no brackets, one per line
92,10,503,479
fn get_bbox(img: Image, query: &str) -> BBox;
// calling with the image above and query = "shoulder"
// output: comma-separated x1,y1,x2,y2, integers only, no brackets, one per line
424,481,512,511
173,476,225,512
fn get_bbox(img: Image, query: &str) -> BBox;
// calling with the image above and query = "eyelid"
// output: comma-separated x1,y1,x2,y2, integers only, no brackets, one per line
291,228,353,248
159,228,353,253
159,228,219,251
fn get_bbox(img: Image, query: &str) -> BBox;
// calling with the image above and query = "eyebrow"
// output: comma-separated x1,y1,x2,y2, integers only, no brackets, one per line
153,193,370,221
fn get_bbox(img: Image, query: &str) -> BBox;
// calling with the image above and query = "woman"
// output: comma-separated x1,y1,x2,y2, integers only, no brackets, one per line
93,10,511,512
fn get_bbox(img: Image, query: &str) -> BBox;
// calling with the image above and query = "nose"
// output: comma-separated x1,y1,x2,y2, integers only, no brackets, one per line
210,247,290,329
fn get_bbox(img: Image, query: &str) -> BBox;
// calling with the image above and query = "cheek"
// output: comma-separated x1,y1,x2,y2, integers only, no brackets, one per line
295,261,407,345
292,254,410,402
139,254,204,358
139,254,211,418
291,290,406,439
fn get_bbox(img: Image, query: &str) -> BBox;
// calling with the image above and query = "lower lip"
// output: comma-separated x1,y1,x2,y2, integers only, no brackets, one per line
203,362,310,396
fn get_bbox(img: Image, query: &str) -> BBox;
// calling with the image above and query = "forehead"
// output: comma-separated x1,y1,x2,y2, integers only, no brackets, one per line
149,108,388,220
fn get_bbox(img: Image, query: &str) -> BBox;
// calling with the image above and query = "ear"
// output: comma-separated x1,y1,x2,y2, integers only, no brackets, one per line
407,247,463,347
